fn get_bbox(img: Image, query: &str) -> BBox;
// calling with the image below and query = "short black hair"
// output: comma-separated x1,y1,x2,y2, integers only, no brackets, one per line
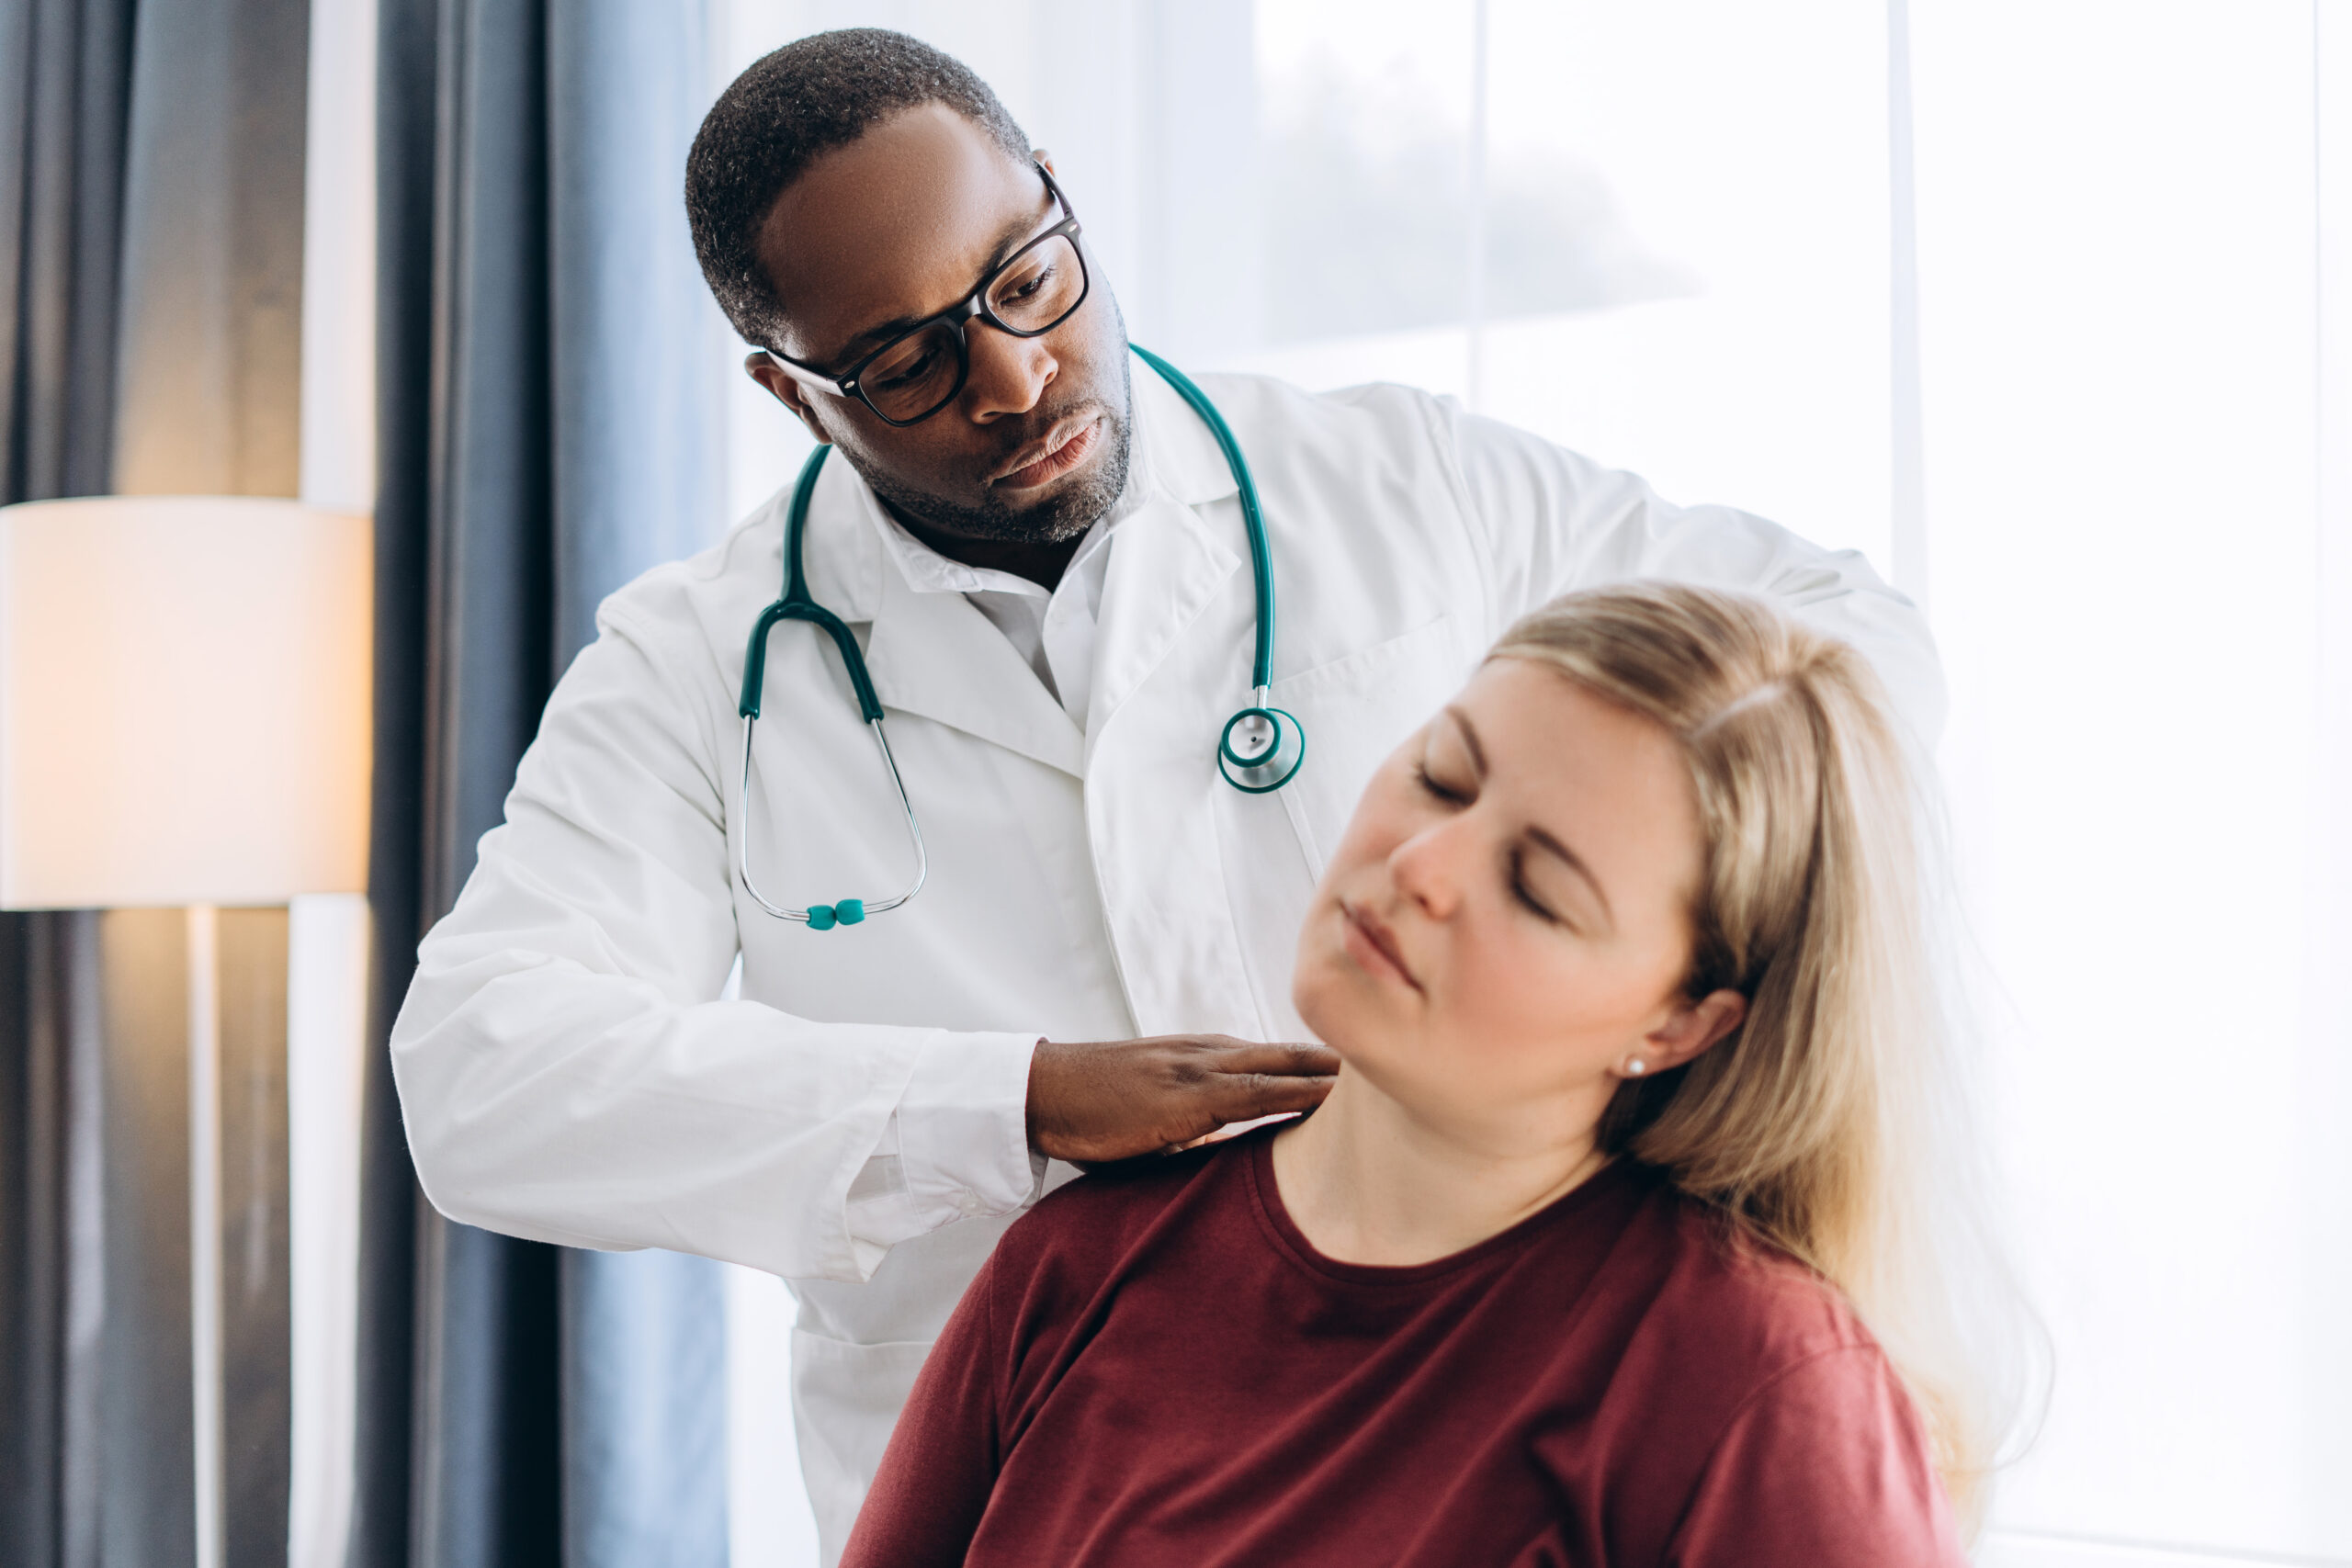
685,28,1033,355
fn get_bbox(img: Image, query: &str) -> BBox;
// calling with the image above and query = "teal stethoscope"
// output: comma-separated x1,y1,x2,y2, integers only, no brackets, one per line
735,344,1306,930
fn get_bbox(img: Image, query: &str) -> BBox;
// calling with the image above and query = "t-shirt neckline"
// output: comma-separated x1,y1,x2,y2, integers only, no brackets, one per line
1242,1127,1645,1290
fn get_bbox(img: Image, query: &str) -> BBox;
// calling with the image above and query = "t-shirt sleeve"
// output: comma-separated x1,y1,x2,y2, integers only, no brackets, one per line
838,1252,1010,1568
1667,1345,1966,1568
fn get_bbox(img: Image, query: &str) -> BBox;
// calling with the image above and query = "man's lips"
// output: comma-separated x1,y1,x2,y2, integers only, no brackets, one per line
989,414,1102,490
1340,901,1420,992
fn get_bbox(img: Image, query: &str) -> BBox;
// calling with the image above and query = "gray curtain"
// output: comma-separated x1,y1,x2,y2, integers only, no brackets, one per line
0,2,130,1563
353,4,729,1568
0,916,104,1568
5,5,311,1568
0,0,131,503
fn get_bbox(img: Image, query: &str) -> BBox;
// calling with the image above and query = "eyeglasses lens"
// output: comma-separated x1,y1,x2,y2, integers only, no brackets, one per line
986,234,1086,333
861,322,967,423
860,234,1088,424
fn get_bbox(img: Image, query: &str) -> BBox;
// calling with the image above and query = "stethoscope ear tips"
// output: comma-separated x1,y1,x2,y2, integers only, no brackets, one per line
1218,705,1306,794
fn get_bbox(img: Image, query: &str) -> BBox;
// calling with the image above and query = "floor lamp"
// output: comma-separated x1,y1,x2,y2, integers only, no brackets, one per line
0,496,371,1568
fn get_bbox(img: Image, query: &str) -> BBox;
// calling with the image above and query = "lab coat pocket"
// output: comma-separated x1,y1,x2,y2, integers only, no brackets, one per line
1264,614,1473,871
789,1329,934,1566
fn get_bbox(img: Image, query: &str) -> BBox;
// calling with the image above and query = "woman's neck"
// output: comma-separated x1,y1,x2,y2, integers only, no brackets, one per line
1269,1069,1611,1268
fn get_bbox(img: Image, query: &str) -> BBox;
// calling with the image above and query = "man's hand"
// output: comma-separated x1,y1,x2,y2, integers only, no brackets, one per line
1026,1035,1341,1164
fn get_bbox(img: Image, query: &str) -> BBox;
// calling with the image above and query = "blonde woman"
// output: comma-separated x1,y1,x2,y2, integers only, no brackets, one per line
843,584,2004,1567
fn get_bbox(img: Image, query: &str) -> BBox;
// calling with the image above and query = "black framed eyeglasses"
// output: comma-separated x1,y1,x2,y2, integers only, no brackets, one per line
759,159,1091,427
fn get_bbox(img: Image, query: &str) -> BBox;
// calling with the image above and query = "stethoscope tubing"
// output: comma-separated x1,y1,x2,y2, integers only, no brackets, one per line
736,344,1298,926
736,713,929,925
1126,344,1275,694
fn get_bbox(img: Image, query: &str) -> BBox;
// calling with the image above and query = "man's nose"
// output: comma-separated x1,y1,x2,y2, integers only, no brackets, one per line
962,321,1056,421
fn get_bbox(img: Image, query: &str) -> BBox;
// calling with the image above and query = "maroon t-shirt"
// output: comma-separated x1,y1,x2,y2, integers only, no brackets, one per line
843,1126,1962,1568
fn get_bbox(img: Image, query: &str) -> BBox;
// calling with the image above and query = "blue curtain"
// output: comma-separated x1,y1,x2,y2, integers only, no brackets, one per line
353,4,729,1567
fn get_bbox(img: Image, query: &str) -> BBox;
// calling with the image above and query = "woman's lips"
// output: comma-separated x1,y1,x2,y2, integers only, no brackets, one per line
991,415,1101,491
1340,903,1420,992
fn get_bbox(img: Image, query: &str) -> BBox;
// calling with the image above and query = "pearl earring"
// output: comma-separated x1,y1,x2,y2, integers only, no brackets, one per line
1624,1058,1646,1077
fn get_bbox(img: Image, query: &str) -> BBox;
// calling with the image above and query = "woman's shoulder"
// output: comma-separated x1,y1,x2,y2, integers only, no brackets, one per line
1605,1179,1889,1414
987,1134,1251,1293
1623,1191,1962,1560
1546,1180,1959,1557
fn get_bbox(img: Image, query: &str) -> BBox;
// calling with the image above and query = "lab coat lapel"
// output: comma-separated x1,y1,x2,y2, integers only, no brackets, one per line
819,359,1241,780
865,558,1086,777
1083,362,1250,745
1084,495,1241,746
1075,364,1272,1040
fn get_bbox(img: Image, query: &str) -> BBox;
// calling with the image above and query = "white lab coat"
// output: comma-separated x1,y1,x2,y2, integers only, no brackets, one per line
390,367,1943,1562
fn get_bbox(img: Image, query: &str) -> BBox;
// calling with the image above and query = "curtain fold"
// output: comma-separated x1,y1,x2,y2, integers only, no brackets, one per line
354,3,728,1565
0,0,133,503
545,5,729,1563
0,911,103,1568
1,6,137,1567
111,0,308,499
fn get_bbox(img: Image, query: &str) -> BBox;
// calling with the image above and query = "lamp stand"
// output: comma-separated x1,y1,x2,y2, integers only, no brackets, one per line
187,905,224,1568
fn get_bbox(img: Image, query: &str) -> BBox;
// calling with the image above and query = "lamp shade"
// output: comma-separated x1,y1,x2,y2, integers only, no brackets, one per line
0,497,373,908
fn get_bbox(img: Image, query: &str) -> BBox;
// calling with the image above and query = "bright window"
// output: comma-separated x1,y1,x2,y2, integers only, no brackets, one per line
717,6,2352,1563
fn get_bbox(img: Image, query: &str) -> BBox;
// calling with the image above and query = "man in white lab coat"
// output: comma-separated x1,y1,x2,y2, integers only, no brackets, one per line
390,28,1944,1562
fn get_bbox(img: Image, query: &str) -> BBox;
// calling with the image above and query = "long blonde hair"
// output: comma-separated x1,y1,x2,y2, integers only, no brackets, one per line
1491,583,2029,1528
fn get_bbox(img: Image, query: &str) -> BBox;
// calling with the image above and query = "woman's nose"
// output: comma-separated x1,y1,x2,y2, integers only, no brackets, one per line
963,321,1056,421
1389,818,1471,921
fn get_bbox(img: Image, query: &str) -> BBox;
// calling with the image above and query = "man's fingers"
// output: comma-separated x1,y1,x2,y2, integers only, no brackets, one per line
1028,1036,1343,1165
1206,1041,1341,1078
1212,1069,1337,1122
1193,1041,1340,1124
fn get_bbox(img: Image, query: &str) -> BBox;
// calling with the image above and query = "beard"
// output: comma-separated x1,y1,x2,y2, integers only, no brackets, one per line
848,349,1136,548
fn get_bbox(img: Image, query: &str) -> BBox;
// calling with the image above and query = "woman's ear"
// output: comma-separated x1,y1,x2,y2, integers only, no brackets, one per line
743,353,834,446
1624,989,1747,1077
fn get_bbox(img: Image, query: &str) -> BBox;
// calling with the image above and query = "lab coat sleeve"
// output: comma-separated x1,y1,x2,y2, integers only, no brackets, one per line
390,590,1042,1284
842,1054,1051,1279
1437,401,1948,748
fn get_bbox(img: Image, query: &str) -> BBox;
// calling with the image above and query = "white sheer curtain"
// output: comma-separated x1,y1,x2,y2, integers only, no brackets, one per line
1915,5,2348,1560
713,6,2352,1564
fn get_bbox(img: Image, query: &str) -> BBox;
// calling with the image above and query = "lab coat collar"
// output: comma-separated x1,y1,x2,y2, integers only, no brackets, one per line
842,442,1086,774
1129,350,1240,509
788,350,1240,775
762,454,1084,773
790,346,1233,617
865,561,1086,775
790,450,888,624
763,439,1086,776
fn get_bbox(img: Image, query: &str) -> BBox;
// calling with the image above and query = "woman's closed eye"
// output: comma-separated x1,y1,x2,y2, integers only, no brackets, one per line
1416,716,1481,805
1508,846,1560,924
1414,746,1572,928
1414,759,1471,804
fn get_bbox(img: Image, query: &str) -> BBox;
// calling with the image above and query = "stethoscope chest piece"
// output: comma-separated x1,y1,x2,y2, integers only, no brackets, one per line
1218,701,1306,794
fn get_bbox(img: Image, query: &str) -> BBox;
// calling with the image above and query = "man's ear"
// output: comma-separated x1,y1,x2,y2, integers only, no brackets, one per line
743,352,833,447
1033,146,1056,175
1635,989,1747,1075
